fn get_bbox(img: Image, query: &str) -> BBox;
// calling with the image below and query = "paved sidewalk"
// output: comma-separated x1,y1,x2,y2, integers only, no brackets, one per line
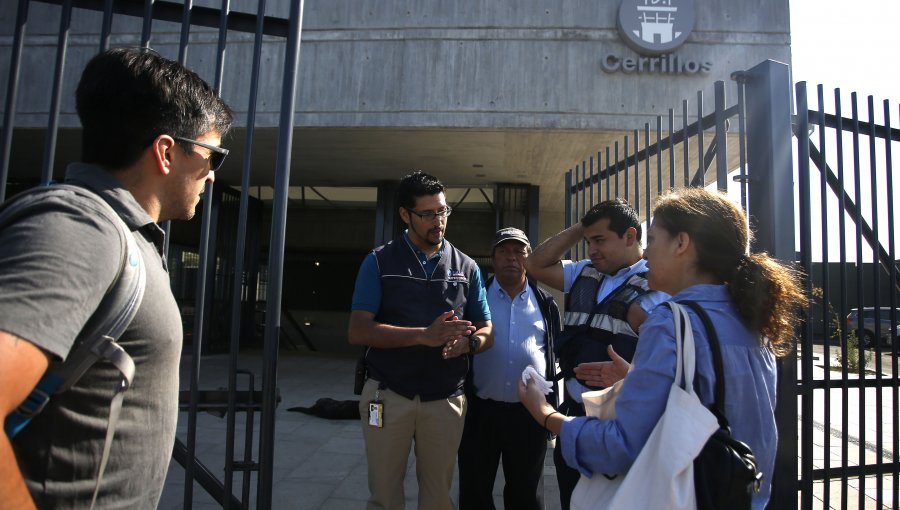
159,351,561,509
160,347,896,509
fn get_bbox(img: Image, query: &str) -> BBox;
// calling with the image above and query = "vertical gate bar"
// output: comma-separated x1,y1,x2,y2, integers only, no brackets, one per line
40,0,73,185
221,0,261,505
180,0,204,503
258,1,305,507
0,0,30,202
580,160,586,258
564,170,572,261
866,95,884,505
99,0,113,51
795,81,815,508
695,90,704,187
682,99,689,187
605,146,610,200
589,156,594,210
743,60,796,508
177,0,193,63
597,150,603,202
644,123,650,225
158,1,174,258
141,0,153,48
212,0,229,90
623,136,629,201
849,92,865,508
575,160,586,259
573,165,579,260
668,108,675,190
834,88,849,505
632,129,639,212
655,116,662,198
614,141,619,199
816,84,833,509
714,81,727,191
736,73,749,211
887,100,899,510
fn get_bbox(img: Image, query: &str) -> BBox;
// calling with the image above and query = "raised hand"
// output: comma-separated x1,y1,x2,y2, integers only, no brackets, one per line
573,344,630,388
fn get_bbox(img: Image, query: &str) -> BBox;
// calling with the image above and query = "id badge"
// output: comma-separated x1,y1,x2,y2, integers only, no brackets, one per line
368,400,384,428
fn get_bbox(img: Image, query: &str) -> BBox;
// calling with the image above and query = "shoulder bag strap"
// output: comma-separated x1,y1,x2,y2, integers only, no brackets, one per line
678,299,729,429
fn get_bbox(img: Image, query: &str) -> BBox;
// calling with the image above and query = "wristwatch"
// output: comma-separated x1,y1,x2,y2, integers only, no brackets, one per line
468,334,479,354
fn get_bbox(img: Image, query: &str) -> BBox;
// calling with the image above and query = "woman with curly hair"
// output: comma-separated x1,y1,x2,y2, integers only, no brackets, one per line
520,187,805,509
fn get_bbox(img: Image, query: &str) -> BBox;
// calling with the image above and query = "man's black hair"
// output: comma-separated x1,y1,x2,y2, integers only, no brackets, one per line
76,47,234,170
580,198,642,241
396,170,445,209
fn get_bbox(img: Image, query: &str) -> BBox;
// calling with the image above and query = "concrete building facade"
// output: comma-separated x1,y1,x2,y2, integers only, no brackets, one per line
0,0,792,352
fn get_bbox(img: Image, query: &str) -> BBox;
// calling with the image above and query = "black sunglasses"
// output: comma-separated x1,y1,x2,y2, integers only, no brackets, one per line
172,136,229,171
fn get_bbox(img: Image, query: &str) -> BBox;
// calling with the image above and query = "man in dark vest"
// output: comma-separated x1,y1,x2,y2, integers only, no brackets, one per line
458,227,561,510
349,170,493,510
525,198,668,510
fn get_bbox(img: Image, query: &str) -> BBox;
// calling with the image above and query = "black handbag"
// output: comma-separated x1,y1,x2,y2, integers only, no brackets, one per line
680,300,764,510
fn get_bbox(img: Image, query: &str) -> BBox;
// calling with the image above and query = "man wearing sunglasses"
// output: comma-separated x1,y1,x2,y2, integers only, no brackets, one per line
0,47,232,508
350,170,493,510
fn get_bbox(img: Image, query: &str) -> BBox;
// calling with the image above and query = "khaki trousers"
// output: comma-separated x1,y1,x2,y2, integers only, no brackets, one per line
359,378,467,510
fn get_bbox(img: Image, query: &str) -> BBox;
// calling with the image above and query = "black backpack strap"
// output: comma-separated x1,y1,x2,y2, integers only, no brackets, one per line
678,300,729,429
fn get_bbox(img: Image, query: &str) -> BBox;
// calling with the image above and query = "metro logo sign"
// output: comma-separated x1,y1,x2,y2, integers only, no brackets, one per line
617,0,695,56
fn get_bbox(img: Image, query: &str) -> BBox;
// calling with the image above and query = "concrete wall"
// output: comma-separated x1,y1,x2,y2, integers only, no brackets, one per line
0,0,791,130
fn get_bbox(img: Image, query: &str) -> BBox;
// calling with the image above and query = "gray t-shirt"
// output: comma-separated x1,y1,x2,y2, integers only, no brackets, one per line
1,163,182,509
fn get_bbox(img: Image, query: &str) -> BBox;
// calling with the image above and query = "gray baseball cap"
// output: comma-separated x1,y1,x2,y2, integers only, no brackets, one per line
492,227,530,249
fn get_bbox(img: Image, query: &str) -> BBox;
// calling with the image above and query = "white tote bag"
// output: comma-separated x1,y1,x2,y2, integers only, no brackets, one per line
570,302,720,510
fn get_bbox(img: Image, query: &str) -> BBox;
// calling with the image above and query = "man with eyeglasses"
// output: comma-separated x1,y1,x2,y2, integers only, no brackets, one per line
350,170,493,510
457,227,561,510
0,47,232,508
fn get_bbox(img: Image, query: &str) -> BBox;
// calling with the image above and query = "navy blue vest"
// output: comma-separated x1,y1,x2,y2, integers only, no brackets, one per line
554,264,650,390
366,237,477,401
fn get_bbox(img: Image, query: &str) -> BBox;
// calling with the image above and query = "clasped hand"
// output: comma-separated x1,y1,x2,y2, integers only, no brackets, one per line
423,310,475,359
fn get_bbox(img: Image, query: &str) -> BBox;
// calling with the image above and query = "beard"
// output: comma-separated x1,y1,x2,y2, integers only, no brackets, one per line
425,227,444,245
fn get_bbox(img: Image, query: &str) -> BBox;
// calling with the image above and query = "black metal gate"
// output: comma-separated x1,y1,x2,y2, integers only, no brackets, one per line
563,60,900,509
0,0,304,507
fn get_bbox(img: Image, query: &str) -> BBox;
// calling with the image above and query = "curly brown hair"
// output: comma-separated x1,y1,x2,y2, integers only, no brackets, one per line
652,188,805,356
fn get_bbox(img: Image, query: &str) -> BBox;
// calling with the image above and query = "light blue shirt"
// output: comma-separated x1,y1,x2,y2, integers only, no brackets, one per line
561,258,668,401
473,280,546,402
559,284,777,510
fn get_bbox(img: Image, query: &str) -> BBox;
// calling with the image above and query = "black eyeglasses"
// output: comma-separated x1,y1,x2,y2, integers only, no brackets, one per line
172,136,229,171
405,206,452,220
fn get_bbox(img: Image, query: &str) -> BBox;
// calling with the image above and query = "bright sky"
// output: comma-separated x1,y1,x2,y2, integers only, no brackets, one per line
785,0,898,263
789,0,898,104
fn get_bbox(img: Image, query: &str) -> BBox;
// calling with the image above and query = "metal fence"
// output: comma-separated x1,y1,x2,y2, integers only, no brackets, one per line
564,60,900,509
0,0,304,507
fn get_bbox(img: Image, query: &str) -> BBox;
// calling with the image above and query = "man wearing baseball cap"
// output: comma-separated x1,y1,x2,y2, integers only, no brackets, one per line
457,227,561,510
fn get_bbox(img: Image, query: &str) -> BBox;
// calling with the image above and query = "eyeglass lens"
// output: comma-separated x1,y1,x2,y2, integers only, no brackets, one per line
411,207,451,219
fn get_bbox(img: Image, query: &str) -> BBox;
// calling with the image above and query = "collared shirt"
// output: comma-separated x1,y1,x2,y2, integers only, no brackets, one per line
561,258,668,401
473,279,546,402
351,231,490,322
562,258,659,313
559,284,777,509
1,163,182,507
